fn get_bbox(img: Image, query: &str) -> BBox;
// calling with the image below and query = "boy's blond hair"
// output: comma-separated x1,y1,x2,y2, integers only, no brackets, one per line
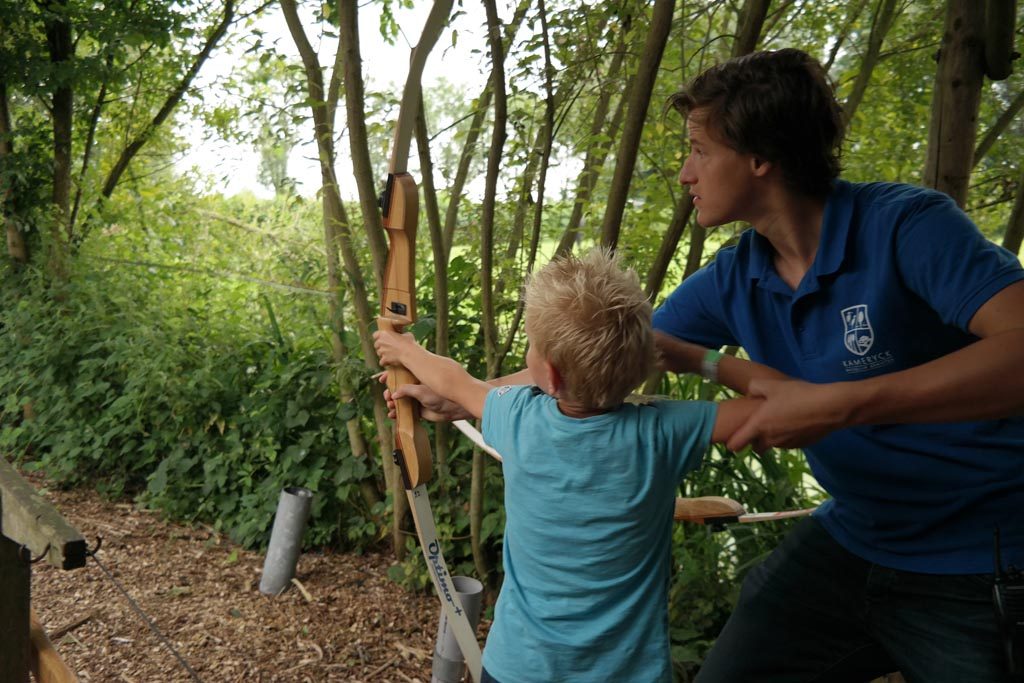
524,248,655,410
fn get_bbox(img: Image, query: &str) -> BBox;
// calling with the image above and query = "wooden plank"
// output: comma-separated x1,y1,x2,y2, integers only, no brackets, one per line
0,531,31,683
30,607,80,683
0,458,86,570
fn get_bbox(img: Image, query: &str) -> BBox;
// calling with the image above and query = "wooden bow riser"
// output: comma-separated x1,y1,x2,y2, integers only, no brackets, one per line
379,172,433,490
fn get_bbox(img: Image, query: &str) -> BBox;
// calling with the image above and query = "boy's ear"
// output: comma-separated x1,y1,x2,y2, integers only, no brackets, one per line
545,360,563,396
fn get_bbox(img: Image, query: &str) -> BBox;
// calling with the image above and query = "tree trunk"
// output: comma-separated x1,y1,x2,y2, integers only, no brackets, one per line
43,0,73,280
982,0,1017,81
922,0,986,207
414,96,452,482
98,1,236,205
554,13,632,258
493,0,558,373
442,87,491,262
439,1,530,263
525,0,555,284
824,0,870,71
842,0,901,126
731,0,771,57
479,0,509,382
600,0,675,251
973,88,1024,166
281,0,405,557
1003,163,1024,256
471,0,513,583
645,195,695,299
0,82,27,265
69,52,113,234
338,0,388,290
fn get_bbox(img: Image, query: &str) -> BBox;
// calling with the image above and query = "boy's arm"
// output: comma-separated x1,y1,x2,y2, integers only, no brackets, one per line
386,368,533,422
655,331,788,394
710,397,762,445
374,330,491,419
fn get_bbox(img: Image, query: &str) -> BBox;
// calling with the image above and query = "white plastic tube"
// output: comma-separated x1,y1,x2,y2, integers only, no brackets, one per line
431,576,484,683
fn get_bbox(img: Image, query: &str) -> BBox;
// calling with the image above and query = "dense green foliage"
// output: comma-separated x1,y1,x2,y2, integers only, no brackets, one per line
0,190,380,549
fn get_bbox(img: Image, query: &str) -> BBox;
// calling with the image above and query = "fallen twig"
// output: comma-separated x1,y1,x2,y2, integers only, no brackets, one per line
290,577,313,603
366,654,399,679
50,612,97,640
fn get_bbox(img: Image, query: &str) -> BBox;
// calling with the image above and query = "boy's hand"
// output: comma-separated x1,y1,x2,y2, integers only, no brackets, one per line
373,329,416,367
376,372,473,422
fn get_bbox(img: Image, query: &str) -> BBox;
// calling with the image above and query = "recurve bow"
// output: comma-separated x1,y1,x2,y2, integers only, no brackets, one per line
376,2,482,681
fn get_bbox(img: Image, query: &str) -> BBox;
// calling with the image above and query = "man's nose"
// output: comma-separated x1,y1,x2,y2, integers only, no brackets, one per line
678,159,694,186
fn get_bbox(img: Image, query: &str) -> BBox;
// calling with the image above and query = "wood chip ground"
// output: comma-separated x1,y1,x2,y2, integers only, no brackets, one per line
26,473,487,682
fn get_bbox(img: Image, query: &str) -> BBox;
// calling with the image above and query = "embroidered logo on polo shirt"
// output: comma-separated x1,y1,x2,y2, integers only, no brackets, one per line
841,304,874,356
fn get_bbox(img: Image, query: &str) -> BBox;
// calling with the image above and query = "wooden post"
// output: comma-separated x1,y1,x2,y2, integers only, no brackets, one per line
31,607,80,683
0,458,86,682
0,458,86,570
0,501,31,683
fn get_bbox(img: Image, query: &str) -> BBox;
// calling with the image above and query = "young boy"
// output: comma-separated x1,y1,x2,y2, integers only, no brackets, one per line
373,249,757,683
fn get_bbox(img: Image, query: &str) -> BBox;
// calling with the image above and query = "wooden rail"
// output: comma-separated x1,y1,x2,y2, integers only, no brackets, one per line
1,457,85,682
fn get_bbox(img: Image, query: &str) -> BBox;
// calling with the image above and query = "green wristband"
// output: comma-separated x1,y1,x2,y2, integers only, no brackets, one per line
701,349,724,383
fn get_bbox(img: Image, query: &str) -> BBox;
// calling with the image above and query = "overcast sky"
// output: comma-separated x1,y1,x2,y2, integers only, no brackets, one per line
178,2,492,199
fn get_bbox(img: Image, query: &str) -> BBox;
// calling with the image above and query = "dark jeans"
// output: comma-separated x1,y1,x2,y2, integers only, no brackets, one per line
481,667,501,683
695,517,1011,683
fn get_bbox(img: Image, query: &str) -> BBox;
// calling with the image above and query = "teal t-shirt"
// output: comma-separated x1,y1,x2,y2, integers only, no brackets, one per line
480,385,717,683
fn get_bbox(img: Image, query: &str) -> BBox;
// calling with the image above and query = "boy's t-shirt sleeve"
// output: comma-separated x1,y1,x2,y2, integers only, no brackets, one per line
481,384,533,459
657,399,718,481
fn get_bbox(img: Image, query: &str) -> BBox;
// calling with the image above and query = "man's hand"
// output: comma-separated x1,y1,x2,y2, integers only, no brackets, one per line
377,372,473,422
726,378,856,453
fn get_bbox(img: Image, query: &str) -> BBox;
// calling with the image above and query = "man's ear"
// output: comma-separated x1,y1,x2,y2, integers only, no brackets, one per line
750,156,773,177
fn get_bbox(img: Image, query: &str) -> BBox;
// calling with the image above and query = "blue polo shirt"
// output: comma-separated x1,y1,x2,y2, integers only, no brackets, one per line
653,180,1024,573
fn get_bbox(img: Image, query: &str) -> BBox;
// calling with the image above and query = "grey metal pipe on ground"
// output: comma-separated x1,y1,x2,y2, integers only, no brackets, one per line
259,486,313,596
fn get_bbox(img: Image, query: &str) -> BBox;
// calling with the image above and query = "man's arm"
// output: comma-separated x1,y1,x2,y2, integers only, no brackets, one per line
728,281,1024,452
374,330,492,420
655,331,788,394
710,397,762,444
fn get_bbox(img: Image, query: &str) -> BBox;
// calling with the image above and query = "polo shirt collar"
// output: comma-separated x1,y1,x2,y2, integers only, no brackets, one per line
749,180,854,295
815,179,854,278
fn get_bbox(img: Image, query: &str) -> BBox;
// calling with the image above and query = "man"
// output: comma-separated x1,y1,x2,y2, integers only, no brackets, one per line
654,48,1024,682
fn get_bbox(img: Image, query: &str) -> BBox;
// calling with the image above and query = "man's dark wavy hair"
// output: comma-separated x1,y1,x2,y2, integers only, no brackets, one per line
669,48,845,198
